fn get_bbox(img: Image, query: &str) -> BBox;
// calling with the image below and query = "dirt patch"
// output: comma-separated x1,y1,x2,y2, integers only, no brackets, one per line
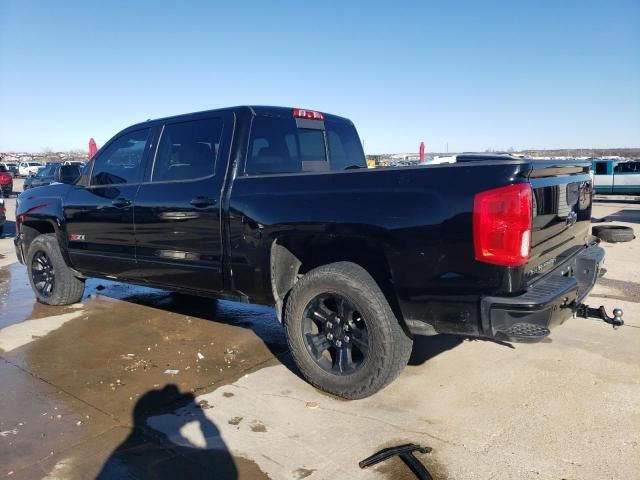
292,467,316,479
228,416,243,426
250,420,267,433
197,399,213,410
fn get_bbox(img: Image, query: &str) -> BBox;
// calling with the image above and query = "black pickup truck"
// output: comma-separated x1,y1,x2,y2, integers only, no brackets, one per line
15,106,614,399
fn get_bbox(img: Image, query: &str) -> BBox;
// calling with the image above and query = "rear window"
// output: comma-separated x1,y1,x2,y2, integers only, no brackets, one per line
246,117,326,174
594,162,607,175
245,116,365,175
0,166,8,173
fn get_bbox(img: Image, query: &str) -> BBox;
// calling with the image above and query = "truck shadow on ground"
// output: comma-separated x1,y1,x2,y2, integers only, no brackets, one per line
603,209,640,224
409,334,514,366
409,334,463,366
97,384,266,479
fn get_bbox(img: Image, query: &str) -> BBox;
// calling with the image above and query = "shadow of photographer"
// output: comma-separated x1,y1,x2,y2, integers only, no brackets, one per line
97,384,266,479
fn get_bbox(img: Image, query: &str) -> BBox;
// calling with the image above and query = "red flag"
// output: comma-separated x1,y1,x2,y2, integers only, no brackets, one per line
88,138,98,160
419,141,425,163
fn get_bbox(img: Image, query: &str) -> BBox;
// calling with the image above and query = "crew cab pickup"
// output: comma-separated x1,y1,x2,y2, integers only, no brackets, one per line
14,106,610,399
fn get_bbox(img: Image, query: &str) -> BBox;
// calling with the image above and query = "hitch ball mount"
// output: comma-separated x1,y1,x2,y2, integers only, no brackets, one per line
574,304,624,329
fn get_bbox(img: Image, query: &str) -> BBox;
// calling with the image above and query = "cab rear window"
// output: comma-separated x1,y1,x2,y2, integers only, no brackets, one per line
246,117,325,174
245,116,365,175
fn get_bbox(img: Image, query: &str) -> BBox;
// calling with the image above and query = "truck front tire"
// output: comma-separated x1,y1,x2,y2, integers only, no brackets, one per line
26,234,85,305
284,261,413,399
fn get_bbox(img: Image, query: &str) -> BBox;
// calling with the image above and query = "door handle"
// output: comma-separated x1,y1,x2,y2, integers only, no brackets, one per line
112,198,131,208
190,197,216,208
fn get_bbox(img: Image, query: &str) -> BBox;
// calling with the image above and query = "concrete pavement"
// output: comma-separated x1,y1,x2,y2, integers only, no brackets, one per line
1,182,638,479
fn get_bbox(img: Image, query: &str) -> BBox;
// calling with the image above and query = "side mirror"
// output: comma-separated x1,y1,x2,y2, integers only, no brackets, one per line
58,165,81,184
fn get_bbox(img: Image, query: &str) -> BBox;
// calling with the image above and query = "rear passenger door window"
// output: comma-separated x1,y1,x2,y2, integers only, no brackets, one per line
91,129,150,185
614,162,640,174
152,118,222,182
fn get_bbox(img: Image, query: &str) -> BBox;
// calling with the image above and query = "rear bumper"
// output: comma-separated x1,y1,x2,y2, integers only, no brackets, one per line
480,244,605,343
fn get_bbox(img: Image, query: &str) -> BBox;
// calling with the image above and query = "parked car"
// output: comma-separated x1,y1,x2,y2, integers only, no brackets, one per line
23,163,82,191
0,189,5,236
0,162,19,175
18,161,43,177
593,159,640,194
0,165,13,196
63,160,86,167
14,106,611,399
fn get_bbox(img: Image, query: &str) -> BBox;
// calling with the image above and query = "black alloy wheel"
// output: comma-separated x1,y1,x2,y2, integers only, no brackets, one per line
31,250,55,297
301,293,369,375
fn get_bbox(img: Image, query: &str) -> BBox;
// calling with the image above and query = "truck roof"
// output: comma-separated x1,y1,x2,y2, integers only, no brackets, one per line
126,106,353,133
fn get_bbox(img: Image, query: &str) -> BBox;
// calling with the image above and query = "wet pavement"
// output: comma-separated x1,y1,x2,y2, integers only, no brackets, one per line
0,265,283,479
1,192,639,479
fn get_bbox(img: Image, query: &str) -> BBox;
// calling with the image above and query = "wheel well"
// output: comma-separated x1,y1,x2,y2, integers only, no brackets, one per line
21,221,55,253
270,235,408,333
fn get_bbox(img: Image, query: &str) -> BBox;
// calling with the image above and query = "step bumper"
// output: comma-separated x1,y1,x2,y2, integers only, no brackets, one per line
480,244,605,343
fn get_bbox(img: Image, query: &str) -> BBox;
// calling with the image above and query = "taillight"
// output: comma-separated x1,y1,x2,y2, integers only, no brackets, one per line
293,108,324,120
473,183,532,267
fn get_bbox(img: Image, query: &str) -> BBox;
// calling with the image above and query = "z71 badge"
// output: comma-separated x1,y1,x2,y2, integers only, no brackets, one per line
69,234,85,241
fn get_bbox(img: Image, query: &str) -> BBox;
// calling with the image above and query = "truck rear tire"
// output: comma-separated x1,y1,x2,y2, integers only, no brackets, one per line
26,234,85,305
284,261,413,399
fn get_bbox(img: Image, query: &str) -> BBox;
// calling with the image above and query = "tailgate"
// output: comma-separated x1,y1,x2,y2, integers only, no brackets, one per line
526,160,593,284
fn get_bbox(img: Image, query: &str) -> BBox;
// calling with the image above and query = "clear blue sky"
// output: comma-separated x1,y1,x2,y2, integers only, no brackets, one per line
1,0,638,154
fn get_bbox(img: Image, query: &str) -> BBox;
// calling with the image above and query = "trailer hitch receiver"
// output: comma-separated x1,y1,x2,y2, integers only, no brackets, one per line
575,304,624,329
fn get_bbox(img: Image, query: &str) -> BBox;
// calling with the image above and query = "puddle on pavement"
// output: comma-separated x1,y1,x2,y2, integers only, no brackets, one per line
1,260,288,420
0,356,118,476
0,262,286,358
0,263,286,348
1,263,284,478
0,263,83,329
